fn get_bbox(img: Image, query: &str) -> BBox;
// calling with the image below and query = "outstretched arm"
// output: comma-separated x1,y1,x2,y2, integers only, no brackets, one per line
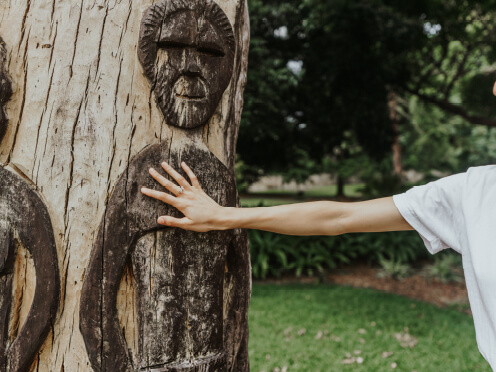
141,162,413,236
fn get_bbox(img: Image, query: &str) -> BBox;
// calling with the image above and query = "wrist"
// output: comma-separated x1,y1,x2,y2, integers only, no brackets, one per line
215,207,239,230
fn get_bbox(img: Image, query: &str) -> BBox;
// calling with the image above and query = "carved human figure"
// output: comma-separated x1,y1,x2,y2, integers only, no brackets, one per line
79,1,250,372
0,37,60,372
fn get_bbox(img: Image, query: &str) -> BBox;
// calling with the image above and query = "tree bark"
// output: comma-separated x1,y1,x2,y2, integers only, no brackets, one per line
0,0,250,371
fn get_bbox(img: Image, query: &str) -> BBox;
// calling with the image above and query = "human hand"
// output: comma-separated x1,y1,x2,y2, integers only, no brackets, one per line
141,162,228,232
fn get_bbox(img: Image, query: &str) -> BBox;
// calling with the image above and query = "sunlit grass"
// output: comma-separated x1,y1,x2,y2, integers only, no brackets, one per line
248,284,489,372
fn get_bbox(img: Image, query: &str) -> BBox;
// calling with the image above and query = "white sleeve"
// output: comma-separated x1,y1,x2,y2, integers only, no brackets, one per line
393,173,467,254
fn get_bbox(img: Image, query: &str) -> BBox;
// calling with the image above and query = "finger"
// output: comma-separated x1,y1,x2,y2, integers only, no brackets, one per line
141,187,180,207
181,162,201,188
157,216,193,229
161,162,191,189
149,168,181,195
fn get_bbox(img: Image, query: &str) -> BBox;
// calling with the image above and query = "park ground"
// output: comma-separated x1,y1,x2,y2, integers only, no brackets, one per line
248,282,488,372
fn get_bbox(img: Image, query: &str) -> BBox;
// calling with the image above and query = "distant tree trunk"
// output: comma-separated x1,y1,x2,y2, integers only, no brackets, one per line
336,174,345,198
389,91,403,177
0,0,250,371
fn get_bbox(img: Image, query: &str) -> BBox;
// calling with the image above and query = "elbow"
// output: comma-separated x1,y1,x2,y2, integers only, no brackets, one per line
323,206,354,236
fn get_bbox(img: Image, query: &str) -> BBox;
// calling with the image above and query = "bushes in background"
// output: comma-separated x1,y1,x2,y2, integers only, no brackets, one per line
249,229,430,279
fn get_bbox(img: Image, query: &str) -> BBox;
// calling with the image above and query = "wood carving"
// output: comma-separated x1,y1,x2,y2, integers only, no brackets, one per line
137,0,235,129
0,38,12,142
80,1,250,371
0,37,60,372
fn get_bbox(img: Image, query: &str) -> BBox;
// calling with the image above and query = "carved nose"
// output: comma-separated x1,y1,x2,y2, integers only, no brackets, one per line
184,48,201,77
185,60,200,77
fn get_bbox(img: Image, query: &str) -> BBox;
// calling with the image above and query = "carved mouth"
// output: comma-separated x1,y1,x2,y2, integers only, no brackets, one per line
174,76,207,101
175,93,206,101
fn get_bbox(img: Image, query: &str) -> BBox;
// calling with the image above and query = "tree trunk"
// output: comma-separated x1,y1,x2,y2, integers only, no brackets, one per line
388,91,402,176
336,174,345,199
0,0,250,371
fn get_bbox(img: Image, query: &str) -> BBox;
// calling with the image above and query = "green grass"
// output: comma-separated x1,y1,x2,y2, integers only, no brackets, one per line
248,284,490,372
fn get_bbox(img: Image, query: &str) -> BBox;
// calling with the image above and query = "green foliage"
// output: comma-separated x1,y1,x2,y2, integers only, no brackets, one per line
239,0,496,189
402,96,466,174
357,157,410,198
250,230,289,279
376,254,412,280
402,96,496,175
460,71,496,119
425,251,464,283
249,227,428,280
234,156,261,193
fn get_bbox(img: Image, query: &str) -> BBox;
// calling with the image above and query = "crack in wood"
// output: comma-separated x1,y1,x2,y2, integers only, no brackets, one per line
95,7,109,77
69,0,84,80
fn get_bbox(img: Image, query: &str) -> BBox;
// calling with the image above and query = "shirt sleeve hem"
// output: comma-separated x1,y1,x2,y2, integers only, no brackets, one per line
393,194,448,254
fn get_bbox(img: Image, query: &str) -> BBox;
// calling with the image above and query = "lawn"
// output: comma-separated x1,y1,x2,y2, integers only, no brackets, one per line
248,284,490,372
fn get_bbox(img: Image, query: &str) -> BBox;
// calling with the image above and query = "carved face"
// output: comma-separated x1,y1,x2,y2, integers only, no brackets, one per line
138,0,235,129
0,37,12,143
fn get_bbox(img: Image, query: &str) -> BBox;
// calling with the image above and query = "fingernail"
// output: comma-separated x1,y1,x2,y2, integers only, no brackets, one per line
149,168,155,174
158,217,165,224
162,162,168,167
141,187,147,193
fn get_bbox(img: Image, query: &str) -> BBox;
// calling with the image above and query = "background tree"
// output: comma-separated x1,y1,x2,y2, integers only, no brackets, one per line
239,0,496,191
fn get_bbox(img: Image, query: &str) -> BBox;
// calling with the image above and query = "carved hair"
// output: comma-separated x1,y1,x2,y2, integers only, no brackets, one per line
0,36,12,143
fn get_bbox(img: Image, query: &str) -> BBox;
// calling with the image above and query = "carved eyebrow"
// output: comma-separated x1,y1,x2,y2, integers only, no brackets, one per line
197,42,225,57
157,40,190,49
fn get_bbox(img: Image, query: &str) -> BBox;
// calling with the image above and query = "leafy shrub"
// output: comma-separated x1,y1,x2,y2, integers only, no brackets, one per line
376,253,411,280
249,229,428,280
424,251,463,283
250,230,289,279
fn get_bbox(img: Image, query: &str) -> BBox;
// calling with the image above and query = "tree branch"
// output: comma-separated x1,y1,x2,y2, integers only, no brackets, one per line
410,90,496,127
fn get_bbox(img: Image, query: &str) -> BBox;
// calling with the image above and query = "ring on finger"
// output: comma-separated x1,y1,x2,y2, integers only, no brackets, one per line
177,186,184,196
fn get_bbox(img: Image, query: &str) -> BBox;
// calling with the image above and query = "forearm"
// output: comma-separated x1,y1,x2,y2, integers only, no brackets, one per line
221,197,413,236
222,201,349,236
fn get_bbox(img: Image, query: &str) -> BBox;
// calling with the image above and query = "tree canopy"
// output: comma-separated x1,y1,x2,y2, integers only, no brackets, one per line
238,0,496,182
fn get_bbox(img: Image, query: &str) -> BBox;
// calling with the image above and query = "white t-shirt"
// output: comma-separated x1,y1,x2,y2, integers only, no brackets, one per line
393,165,496,369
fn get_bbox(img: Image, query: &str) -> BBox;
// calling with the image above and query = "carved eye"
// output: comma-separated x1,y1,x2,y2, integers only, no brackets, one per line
197,46,225,57
157,40,189,50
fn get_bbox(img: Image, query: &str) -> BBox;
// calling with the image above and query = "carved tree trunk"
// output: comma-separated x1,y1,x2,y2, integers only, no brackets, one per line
0,0,250,371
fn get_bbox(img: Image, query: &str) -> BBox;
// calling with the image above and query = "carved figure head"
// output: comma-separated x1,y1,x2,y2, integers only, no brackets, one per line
0,37,12,143
138,0,235,129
